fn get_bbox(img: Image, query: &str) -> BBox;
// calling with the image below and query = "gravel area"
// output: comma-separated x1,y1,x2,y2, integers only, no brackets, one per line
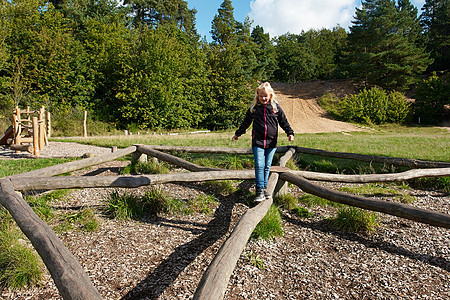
0,141,448,300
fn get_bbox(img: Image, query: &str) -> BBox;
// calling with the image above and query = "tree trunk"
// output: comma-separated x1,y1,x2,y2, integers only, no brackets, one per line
137,145,222,171
280,172,450,229
0,179,102,300
11,170,255,191
8,146,137,179
289,167,450,182
295,146,450,168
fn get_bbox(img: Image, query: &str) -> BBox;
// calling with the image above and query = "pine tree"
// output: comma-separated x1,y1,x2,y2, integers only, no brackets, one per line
251,25,277,81
420,0,450,71
342,0,432,90
210,0,236,46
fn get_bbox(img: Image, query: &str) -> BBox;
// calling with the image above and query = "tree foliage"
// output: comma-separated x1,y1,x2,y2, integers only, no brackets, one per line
420,0,450,72
0,0,444,132
341,0,432,90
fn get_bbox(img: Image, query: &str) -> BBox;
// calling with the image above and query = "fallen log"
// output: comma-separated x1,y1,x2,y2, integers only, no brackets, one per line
7,146,137,179
280,172,450,229
11,170,255,191
294,146,450,168
290,167,450,183
137,145,222,172
0,179,102,299
194,148,296,300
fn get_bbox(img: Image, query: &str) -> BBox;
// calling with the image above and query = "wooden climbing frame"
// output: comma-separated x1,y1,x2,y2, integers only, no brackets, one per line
10,106,51,156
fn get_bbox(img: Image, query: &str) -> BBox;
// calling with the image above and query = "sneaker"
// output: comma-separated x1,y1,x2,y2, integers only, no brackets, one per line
264,190,271,199
255,188,265,202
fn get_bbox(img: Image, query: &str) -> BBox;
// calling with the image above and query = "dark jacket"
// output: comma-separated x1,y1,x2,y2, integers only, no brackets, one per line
235,102,294,148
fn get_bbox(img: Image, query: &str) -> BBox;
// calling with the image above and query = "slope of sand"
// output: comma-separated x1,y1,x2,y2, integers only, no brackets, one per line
272,80,363,134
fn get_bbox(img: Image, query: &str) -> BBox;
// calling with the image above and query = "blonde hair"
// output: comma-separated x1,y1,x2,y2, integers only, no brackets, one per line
250,82,279,113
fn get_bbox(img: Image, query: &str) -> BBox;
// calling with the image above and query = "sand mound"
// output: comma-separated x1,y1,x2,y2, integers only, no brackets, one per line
272,80,363,134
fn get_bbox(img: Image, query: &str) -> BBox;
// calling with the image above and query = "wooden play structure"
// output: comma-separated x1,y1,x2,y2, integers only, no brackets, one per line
0,106,51,156
1,145,450,299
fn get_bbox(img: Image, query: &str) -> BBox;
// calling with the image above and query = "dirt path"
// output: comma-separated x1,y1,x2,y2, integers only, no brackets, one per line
272,80,363,134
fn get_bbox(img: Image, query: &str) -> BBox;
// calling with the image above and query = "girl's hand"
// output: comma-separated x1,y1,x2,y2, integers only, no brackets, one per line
232,135,239,141
288,135,294,142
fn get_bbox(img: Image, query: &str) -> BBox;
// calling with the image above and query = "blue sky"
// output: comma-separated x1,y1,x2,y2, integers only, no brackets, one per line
187,0,426,41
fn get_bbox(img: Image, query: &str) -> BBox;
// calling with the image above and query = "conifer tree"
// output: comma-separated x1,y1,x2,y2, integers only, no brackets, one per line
420,0,449,71
342,0,432,90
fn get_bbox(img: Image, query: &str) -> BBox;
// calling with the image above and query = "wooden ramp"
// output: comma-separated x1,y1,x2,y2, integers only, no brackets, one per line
0,126,13,145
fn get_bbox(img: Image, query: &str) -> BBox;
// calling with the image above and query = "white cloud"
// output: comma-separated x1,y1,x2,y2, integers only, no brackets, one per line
249,0,360,38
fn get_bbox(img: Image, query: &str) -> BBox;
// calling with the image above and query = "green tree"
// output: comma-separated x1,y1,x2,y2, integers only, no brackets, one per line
251,25,277,81
304,27,347,80
414,72,449,124
123,0,197,37
341,0,432,90
273,33,317,82
420,0,450,71
210,0,236,46
113,25,209,130
204,0,256,130
1,0,95,112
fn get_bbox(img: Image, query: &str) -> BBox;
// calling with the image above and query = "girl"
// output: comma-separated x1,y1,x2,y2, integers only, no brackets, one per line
232,82,294,202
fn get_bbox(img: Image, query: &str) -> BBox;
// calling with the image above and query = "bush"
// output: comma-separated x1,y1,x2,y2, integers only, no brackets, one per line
414,73,449,125
338,87,410,124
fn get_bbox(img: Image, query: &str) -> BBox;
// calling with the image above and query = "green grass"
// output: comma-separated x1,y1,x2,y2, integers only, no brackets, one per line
54,208,99,233
330,206,380,234
106,188,220,219
338,183,416,204
0,208,44,289
251,205,284,240
0,158,76,178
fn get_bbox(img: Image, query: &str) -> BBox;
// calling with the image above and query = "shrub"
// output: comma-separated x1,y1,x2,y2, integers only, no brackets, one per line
338,87,410,124
414,73,449,125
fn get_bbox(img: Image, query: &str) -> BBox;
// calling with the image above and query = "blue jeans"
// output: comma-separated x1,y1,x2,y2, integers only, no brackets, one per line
252,146,276,190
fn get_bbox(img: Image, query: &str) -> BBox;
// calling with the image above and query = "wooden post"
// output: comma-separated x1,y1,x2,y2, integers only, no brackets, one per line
83,110,87,138
32,116,39,156
38,107,45,150
46,111,51,138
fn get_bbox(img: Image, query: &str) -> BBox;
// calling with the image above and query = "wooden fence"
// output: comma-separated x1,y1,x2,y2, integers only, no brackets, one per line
1,145,449,299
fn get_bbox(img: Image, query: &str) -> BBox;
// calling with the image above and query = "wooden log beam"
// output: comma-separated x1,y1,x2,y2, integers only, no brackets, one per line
294,146,450,168
9,144,33,153
194,148,296,300
280,172,450,229
11,170,255,191
289,167,450,183
0,179,102,299
137,145,222,172
139,145,291,155
7,146,137,179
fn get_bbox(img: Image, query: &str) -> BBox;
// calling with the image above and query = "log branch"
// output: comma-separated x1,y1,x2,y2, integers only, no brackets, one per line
280,172,450,229
294,146,450,168
7,146,137,179
290,167,450,183
137,145,221,172
0,179,102,300
12,170,255,191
